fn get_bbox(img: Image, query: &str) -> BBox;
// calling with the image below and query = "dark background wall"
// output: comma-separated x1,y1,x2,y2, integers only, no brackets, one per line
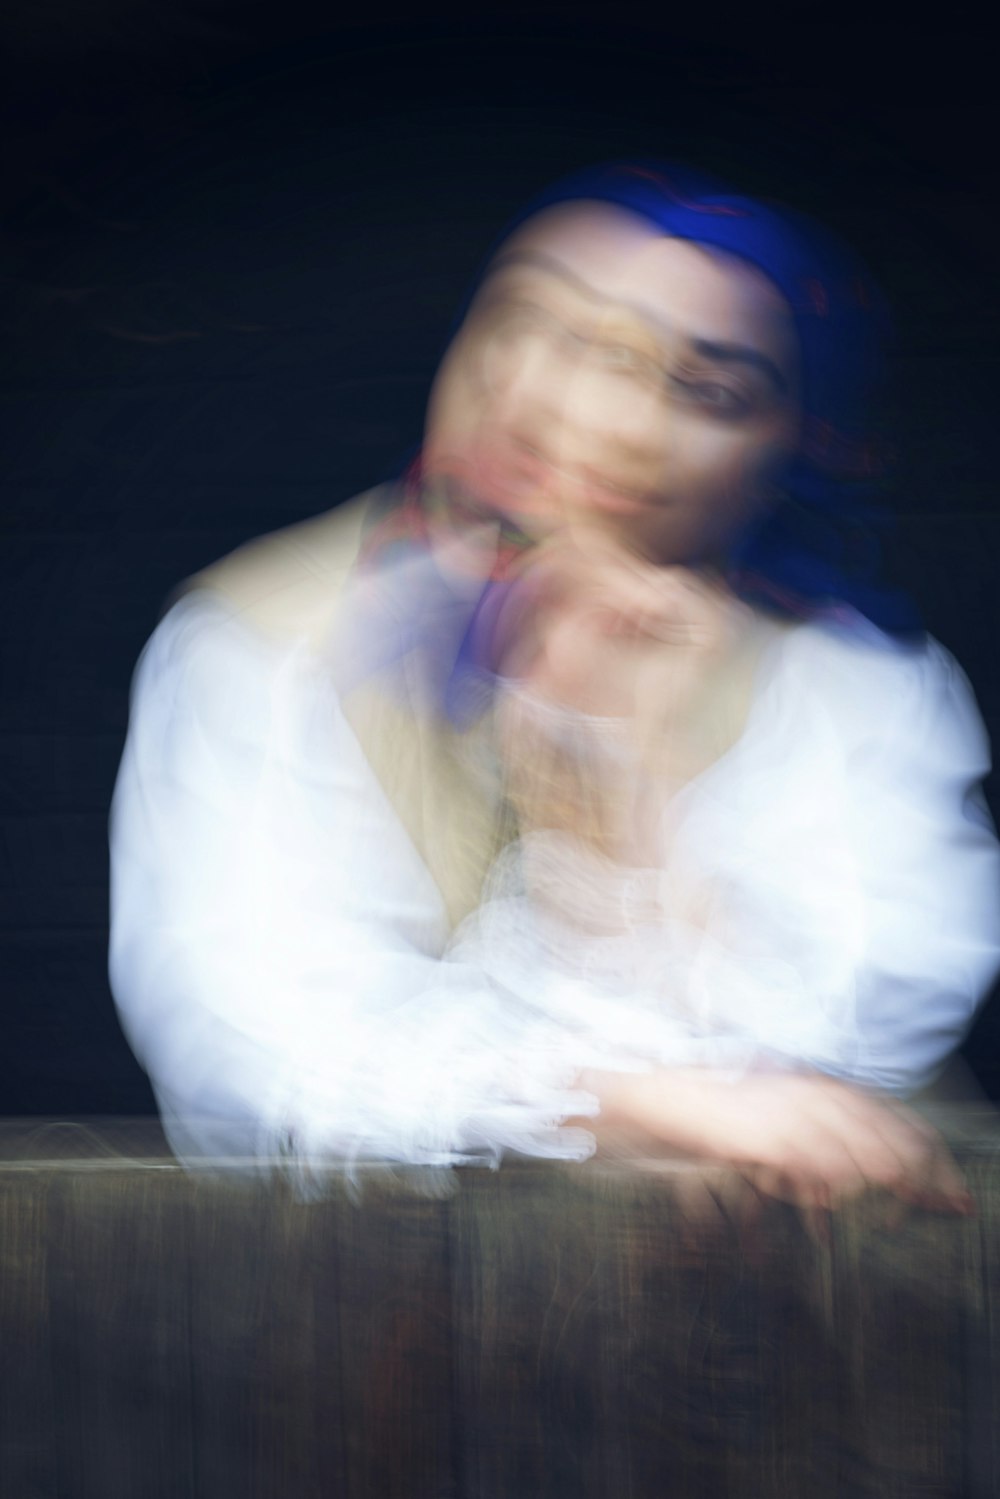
2,4,998,1113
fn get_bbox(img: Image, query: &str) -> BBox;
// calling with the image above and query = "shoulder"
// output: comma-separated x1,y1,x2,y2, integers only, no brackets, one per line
780,609,991,776
171,486,390,649
132,487,393,734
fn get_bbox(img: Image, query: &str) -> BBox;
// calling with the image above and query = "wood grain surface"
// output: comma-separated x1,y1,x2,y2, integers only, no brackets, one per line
2,1119,999,1498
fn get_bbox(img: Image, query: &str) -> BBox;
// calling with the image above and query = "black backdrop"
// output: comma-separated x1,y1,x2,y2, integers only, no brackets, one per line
2,4,998,1112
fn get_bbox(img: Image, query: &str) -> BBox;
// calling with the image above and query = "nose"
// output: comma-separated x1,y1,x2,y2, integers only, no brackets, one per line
487,320,571,411
485,328,598,471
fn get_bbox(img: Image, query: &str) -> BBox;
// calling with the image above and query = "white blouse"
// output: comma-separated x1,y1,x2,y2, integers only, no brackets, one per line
109,577,1000,1187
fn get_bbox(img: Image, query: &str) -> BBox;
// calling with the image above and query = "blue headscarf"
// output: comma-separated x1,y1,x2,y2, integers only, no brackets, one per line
443,159,921,636
363,160,923,726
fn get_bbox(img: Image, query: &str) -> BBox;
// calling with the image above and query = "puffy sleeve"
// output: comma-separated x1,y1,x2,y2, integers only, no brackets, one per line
108,593,598,1188
561,622,1000,1099
836,634,1000,1094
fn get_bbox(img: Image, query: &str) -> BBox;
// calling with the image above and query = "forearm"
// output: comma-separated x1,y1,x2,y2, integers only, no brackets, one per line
573,1066,737,1160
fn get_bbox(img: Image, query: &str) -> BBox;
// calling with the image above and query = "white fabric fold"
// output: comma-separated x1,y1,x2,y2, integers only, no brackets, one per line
109,587,1000,1187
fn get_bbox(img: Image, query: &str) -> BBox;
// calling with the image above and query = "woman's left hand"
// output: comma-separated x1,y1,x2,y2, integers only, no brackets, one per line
494,526,746,722
491,527,750,869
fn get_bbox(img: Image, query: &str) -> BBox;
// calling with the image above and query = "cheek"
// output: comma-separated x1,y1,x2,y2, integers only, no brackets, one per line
664,420,796,496
629,423,794,559
425,348,481,451
642,424,747,500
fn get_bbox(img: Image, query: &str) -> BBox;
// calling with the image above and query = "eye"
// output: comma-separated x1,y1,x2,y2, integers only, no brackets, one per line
670,375,752,416
596,343,664,382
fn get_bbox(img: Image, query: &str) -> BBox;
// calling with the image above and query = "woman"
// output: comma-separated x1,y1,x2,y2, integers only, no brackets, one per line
109,162,1000,1213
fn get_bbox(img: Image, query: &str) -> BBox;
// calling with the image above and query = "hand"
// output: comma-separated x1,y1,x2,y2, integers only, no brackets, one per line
492,529,749,867
583,1067,975,1218
495,527,745,723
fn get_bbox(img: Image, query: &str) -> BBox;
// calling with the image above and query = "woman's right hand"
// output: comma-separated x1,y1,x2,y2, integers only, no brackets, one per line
581,1066,974,1216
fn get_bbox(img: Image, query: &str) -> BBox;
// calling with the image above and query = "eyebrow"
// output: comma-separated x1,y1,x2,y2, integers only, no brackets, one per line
686,339,789,395
483,248,790,396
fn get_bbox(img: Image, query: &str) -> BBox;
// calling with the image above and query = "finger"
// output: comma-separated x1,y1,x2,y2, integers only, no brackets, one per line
726,1104,865,1201
889,1180,976,1217
551,544,719,631
919,1136,973,1206
889,1149,976,1216
779,1129,870,1203
843,1100,971,1209
708,1168,768,1238
804,1088,948,1201
748,1164,834,1212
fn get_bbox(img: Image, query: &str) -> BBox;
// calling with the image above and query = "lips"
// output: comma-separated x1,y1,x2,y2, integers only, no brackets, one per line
562,465,651,515
454,440,651,520
475,442,554,511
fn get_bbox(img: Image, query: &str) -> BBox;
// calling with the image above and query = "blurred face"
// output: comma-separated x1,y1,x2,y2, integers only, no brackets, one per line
423,201,800,564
